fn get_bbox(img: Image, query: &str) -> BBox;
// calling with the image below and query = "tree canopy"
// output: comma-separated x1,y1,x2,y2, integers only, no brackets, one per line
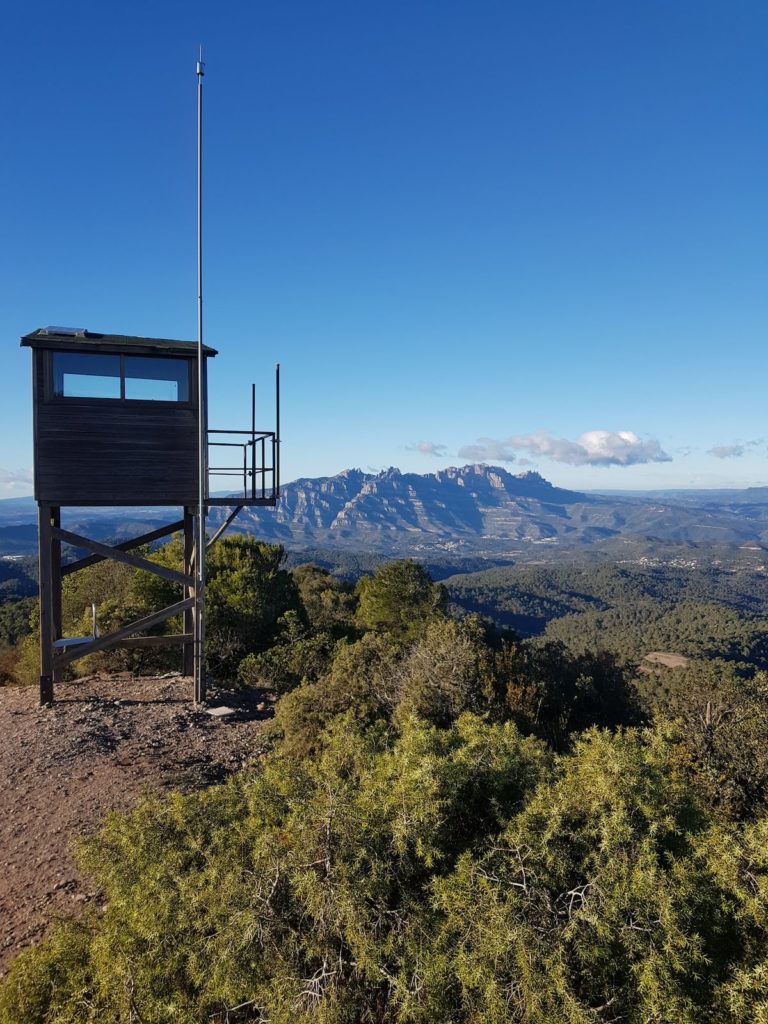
355,560,446,641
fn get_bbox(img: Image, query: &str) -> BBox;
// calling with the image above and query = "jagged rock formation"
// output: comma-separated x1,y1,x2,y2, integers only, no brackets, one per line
210,464,767,555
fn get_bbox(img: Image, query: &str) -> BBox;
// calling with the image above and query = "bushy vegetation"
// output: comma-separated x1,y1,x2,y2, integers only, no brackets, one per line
2,536,304,684
0,597,35,682
355,560,447,640
638,658,768,820
5,717,768,1021
5,550,768,1021
0,555,37,599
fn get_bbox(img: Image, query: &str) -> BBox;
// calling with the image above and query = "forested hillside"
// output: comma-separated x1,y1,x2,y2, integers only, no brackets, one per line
446,561,768,666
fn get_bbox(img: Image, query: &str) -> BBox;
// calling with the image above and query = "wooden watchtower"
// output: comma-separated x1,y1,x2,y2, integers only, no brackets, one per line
22,326,279,705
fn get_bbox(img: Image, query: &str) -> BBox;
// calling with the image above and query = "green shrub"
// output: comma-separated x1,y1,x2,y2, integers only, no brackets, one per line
6,724,768,1023
644,660,768,819
292,563,357,638
272,631,402,756
237,612,337,694
498,639,643,750
0,919,95,1023
205,537,301,679
432,727,768,1023
0,715,549,1024
355,560,446,641
394,616,498,727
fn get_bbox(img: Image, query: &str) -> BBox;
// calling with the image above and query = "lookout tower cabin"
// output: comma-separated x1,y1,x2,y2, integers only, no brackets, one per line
22,326,280,705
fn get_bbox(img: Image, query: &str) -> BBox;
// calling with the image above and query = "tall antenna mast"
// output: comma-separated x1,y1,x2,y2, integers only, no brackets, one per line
195,48,206,704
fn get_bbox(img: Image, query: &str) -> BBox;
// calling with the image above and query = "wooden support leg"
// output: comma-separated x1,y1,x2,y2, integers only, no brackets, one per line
38,504,54,705
183,508,195,678
51,508,63,684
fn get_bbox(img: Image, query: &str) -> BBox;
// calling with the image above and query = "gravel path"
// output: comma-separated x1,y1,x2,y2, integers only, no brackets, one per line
0,673,271,975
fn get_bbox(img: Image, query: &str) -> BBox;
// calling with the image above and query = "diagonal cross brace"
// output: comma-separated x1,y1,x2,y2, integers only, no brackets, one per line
61,519,185,577
53,597,194,667
206,506,244,550
119,634,193,649
52,527,193,588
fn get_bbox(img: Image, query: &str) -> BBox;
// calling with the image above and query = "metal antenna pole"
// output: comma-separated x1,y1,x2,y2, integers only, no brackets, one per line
195,49,206,704
275,363,281,498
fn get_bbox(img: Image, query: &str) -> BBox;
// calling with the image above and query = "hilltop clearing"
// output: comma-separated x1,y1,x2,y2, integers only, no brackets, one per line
0,674,271,974
5,556,768,1021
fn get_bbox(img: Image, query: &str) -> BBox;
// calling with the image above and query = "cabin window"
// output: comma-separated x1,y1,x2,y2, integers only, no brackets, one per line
51,353,191,402
52,352,121,399
124,357,190,402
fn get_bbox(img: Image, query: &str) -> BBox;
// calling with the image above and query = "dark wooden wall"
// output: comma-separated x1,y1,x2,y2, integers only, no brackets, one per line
33,352,203,506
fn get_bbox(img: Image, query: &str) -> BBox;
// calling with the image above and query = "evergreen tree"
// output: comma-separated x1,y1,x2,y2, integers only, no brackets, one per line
355,561,446,641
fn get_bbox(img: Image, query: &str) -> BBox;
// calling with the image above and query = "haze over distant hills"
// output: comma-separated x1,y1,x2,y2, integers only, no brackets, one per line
3,464,768,559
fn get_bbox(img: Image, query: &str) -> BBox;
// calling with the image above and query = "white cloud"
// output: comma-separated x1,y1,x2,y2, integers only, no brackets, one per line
457,438,516,462
0,468,33,492
407,440,447,457
459,430,671,467
708,441,760,459
708,444,744,459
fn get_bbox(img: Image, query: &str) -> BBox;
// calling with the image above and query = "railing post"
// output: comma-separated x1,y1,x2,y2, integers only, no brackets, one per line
251,383,256,501
205,426,279,505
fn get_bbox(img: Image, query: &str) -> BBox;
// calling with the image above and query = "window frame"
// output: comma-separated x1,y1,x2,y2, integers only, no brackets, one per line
45,350,196,408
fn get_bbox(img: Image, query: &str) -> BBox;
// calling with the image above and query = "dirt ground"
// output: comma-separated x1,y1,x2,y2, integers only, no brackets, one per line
640,651,690,670
0,673,272,976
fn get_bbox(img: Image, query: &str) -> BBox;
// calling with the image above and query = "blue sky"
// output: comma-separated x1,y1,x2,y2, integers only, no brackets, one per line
1,0,766,495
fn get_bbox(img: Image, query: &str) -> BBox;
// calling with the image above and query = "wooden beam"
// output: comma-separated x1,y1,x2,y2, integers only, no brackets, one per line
61,519,185,576
119,634,193,649
38,504,54,705
51,508,63,685
53,597,194,667
52,527,192,588
206,505,244,549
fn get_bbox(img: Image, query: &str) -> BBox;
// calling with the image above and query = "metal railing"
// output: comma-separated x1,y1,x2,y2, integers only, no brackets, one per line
206,372,280,506
207,429,278,504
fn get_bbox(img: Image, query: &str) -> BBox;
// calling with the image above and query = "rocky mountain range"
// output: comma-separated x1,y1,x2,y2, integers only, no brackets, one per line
2,464,768,558
221,464,768,555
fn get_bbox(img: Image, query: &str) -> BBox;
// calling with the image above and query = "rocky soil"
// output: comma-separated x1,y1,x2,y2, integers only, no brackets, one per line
0,673,271,976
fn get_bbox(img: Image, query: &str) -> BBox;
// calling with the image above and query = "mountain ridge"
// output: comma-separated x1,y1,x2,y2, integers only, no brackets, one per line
212,463,768,555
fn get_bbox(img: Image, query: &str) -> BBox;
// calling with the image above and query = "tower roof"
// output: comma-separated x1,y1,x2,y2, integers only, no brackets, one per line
21,328,218,358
